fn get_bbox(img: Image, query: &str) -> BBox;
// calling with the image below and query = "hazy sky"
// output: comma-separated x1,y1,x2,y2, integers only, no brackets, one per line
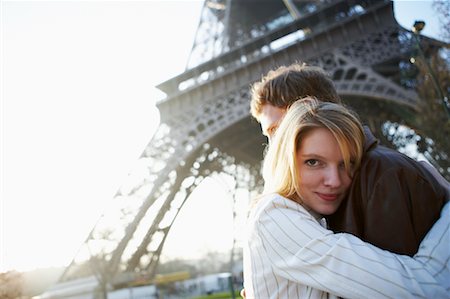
1,0,445,272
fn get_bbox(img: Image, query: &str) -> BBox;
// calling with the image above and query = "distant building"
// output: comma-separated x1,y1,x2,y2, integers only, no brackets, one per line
36,272,236,299
174,272,233,297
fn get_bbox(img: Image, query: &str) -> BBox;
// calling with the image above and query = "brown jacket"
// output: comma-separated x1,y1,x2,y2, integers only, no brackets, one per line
327,127,447,256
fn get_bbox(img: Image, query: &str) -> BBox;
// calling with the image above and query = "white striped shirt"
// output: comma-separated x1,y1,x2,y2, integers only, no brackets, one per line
243,193,450,299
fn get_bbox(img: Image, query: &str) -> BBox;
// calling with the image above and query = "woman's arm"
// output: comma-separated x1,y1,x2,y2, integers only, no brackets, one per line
250,195,449,299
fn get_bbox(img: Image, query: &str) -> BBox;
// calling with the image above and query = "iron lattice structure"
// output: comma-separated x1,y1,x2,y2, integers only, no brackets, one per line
54,0,445,294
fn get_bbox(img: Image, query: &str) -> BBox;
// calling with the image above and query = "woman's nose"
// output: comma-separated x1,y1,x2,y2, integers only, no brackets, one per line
324,167,342,188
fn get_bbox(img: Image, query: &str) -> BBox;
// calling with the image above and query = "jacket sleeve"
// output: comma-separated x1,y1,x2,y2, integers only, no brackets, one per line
363,166,445,256
419,160,450,198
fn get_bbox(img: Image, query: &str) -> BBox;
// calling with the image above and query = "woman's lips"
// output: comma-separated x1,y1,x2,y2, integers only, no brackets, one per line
316,192,339,201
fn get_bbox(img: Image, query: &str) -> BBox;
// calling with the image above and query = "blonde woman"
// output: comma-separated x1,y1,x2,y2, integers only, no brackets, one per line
243,98,449,299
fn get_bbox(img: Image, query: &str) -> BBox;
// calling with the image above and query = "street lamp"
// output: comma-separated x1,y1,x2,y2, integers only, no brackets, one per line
412,20,425,34
411,20,450,118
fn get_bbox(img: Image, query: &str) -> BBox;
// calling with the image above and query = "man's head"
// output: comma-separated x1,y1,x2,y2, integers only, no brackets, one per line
250,63,341,141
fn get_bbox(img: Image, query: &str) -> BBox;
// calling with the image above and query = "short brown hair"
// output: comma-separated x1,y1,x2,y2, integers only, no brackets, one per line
250,63,341,121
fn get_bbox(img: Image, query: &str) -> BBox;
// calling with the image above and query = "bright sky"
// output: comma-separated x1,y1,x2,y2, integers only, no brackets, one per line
1,0,444,273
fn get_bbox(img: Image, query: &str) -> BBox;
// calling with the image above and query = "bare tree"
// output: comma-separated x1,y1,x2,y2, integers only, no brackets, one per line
381,0,450,180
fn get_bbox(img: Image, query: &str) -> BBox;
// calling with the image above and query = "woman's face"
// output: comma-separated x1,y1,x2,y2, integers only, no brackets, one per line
296,127,352,215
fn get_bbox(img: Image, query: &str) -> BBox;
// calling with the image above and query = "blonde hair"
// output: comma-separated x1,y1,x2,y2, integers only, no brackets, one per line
262,97,365,200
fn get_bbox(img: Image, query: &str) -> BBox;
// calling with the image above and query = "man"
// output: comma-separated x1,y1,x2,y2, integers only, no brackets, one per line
250,63,448,255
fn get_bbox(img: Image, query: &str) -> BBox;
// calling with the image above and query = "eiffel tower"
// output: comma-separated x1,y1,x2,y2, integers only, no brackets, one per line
45,0,445,297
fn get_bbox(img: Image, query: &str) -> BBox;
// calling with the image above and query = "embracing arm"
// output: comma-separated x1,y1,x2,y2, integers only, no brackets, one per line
251,197,449,299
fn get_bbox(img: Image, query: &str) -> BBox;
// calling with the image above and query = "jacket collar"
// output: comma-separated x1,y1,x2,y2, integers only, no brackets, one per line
363,126,379,153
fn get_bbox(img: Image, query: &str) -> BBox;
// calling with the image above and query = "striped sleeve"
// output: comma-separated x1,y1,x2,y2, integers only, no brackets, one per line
414,201,450,292
252,194,449,299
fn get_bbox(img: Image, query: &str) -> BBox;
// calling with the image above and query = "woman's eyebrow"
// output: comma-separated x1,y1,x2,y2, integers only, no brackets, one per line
299,153,324,159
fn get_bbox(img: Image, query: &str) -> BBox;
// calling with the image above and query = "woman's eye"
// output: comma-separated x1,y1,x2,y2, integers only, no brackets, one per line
305,159,319,166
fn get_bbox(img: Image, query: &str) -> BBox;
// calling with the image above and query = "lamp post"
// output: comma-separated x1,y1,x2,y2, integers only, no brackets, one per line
411,20,450,118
